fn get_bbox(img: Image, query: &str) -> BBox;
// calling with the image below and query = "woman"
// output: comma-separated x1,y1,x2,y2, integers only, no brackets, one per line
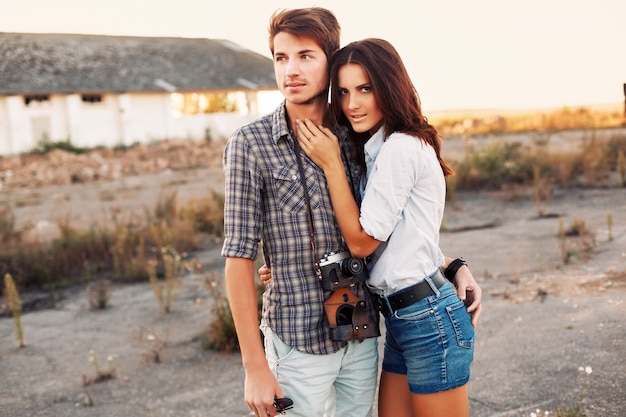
296,38,477,417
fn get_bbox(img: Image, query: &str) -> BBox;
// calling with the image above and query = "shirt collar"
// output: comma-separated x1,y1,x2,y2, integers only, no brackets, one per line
364,126,385,174
273,101,348,146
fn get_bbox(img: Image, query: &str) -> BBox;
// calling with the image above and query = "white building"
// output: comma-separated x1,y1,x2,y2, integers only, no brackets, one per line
0,33,278,155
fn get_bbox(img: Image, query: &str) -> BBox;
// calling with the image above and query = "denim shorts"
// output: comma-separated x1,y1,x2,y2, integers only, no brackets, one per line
381,279,474,394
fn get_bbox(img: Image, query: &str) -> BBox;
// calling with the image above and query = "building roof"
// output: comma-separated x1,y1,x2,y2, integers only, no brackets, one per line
0,32,277,95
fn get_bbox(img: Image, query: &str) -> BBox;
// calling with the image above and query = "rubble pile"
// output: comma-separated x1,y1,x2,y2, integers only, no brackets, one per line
0,139,226,191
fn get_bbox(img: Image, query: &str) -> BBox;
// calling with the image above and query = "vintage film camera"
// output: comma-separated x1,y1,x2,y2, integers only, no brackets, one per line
319,251,380,341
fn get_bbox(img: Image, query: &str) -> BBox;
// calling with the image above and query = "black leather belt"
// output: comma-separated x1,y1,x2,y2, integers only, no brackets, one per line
376,269,447,314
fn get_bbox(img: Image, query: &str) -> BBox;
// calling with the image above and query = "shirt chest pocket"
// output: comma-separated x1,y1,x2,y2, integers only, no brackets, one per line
272,164,322,213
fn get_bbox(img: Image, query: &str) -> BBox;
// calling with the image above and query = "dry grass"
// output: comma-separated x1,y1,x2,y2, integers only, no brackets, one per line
431,104,625,138
0,189,224,291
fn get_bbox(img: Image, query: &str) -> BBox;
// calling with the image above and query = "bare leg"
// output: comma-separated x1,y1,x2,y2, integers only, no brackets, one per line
411,384,469,417
377,371,413,417
378,371,469,417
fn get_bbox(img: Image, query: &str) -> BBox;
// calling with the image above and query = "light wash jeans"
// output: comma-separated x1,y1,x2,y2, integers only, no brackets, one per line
262,327,379,417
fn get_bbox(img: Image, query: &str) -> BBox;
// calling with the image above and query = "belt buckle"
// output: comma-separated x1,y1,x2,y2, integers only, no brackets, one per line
376,294,392,314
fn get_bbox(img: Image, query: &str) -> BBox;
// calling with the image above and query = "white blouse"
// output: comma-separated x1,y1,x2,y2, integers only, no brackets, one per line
359,127,446,295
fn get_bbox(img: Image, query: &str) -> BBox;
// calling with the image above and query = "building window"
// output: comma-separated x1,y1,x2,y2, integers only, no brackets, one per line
170,92,241,117
81,94,103,104
24,95,50,106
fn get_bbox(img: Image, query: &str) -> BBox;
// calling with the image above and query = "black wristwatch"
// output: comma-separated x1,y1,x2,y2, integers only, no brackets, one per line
444,257,467,282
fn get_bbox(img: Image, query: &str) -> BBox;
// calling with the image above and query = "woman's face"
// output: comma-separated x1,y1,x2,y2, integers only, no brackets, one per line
337,63,383,135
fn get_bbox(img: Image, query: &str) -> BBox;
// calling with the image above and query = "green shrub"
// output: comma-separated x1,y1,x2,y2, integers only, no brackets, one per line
454,142,553,190
30,139,89,155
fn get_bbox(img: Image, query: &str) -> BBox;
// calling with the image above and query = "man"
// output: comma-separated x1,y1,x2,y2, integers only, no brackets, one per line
221,8,379,417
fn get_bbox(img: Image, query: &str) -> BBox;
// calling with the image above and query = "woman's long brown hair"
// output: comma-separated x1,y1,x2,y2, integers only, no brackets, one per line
329,38,454,176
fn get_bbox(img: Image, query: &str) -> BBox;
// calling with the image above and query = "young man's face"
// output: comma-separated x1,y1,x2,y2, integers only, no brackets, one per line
272,32,329,105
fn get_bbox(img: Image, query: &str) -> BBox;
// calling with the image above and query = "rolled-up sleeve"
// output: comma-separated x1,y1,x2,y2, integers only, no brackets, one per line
221,129,262,260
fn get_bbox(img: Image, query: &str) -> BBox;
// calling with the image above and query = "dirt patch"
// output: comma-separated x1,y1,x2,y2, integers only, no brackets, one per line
0,138,225,191
1,142,626,417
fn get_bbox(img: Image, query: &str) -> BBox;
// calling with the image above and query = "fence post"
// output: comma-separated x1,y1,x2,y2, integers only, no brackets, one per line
623,83,626,125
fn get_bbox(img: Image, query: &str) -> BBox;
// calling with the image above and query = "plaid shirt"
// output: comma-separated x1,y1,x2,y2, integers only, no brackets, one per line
221,102,365,355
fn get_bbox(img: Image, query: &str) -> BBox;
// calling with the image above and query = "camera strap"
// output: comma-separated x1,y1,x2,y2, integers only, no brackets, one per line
292,136,323,281
292,132,357,282
293,133,381,342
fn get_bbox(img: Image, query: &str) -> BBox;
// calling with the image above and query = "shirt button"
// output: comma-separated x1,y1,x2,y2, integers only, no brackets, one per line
292,175,297,180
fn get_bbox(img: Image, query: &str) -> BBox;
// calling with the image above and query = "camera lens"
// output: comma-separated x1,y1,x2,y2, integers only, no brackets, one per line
340,257,364,276
336,304,354,326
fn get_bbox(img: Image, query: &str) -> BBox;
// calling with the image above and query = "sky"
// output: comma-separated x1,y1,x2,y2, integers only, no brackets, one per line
1,0,625,112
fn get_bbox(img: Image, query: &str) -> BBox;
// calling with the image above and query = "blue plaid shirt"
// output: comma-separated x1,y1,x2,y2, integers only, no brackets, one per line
221,102,365,355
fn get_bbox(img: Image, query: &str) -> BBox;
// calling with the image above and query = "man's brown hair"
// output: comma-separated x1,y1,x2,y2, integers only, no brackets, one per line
268,7,340,63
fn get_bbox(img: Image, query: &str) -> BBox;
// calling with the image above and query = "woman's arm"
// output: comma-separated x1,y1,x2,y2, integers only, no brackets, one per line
442,256,482,327
296,118,380,258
